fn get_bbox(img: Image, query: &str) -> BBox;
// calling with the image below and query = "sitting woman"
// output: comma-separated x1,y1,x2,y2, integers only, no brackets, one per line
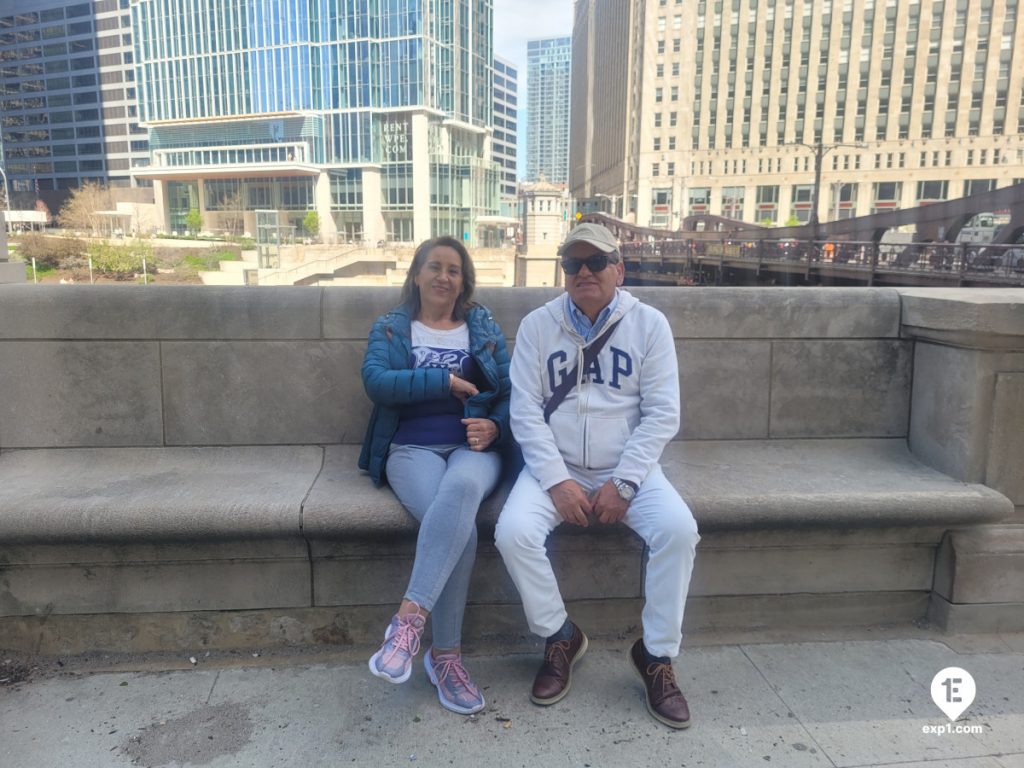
359,236,511,716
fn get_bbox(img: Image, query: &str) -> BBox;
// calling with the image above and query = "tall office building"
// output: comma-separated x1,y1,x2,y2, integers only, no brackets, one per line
493,54,518,216
568,0,634,217
0,0,150,212
526,36,570,184
131,0,499,245
573,0,1024,229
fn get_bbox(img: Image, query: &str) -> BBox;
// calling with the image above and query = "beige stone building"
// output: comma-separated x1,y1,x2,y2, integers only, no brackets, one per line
572,0,1024,230
515,177,570,286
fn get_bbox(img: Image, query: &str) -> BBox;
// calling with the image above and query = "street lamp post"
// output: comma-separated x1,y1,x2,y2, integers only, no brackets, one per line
594,192,621,218
791,140,867,241
0,165,10,213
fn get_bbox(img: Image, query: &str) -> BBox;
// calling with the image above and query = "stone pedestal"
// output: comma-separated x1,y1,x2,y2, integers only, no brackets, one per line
0,222,26,283
899,288,1024,630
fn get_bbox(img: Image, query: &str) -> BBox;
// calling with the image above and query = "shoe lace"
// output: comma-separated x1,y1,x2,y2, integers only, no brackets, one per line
542,638,573,672
432,654,478,698
645,661,681,704
383,614,423,663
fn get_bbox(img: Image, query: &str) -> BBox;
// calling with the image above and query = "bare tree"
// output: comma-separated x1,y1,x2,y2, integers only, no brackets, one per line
219,190,245,237
58,182,113,235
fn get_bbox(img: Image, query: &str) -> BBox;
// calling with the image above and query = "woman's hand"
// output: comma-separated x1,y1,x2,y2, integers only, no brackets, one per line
449,373,479,402
462,418,498,451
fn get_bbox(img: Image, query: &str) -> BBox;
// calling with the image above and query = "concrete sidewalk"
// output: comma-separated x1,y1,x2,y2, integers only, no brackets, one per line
2,631,1023,768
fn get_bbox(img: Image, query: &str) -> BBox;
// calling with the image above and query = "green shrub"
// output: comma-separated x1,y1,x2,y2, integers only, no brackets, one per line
88,240,154,280
303,211,320,238
185,208,202,235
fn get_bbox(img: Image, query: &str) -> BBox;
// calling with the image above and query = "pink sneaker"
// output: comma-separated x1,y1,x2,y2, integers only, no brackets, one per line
368,611,426,684
424,647,486,715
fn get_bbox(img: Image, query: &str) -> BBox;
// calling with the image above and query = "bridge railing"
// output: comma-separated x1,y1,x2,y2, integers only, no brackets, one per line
620,238,1024,283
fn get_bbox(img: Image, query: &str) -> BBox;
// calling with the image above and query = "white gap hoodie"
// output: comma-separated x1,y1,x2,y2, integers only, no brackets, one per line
510,290,681,491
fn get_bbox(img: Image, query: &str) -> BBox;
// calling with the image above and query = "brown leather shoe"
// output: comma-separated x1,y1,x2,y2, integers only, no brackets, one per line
530,623,589,705
629,638,691,729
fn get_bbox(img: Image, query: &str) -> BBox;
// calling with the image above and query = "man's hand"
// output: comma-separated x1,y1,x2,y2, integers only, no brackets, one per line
592,480,629,525
548,479,593,527
462,418,498,451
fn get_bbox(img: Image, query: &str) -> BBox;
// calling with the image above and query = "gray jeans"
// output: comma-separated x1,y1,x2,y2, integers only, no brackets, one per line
386,443,501,649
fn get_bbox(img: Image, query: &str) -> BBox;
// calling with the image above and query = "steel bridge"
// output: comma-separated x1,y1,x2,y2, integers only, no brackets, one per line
582,182,1024,287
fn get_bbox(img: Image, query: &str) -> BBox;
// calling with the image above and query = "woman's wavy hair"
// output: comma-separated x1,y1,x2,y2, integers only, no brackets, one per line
399,236,477,320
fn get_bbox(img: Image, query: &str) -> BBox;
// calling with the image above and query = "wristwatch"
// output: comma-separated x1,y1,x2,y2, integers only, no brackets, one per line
611,477,638,502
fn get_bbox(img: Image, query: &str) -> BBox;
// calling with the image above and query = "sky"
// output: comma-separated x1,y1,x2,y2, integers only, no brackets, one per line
493,0,574,180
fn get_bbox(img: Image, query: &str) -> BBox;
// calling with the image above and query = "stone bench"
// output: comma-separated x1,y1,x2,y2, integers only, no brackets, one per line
0,285,1020,655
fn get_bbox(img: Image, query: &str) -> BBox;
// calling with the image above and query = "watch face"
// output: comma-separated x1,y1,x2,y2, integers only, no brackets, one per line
614,479,635,500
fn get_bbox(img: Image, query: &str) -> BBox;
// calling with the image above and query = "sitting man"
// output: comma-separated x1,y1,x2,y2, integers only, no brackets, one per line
495,222,700,729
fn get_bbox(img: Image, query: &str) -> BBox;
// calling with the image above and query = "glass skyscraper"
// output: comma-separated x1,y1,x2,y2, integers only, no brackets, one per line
0,0,150,212
526,36,570,185
131,0,499,244
492,54,517,215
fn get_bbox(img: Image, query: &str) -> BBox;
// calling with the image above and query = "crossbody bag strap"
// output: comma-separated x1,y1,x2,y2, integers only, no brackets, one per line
542,319,621,424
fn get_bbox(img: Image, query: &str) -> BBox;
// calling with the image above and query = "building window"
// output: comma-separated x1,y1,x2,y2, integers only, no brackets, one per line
872,181,902,213
689,187,711,213
916,180,948,202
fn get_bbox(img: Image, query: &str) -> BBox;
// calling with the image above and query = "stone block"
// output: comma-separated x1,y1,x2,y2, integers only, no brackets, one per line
0,540,310,616
302,444,522,537
898,288,1024,349
310,534,644,608
688,540,935,597
909,343,988,482
770,340,911,437
303,445,416,538
322,286,562,342
0,446,321,542
322,287,401,340
679,340,771,439
473,286,562,339
664,439,1012,531
684,591,930,631
161,341,365,445
0,262,26,283
0,341,162,448
987,373,1024,504
932,525,1024,604
643,287,902,339
0,285,322,340
928,594,1024,633
0,607,379,655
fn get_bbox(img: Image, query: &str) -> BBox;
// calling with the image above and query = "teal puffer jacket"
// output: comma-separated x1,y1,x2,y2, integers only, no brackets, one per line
358,302,512,486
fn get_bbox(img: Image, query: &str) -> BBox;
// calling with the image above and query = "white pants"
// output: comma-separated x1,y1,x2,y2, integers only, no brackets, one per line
495,464,700,659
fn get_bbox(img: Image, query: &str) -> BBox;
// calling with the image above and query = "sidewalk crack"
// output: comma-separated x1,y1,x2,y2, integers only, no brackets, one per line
204,670,221,706
739,645,839,767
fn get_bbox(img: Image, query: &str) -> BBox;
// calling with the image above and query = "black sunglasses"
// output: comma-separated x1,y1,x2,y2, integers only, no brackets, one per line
560,252,613,275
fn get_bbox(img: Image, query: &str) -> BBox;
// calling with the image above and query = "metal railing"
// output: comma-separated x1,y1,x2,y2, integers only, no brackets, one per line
620,238,1024,285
